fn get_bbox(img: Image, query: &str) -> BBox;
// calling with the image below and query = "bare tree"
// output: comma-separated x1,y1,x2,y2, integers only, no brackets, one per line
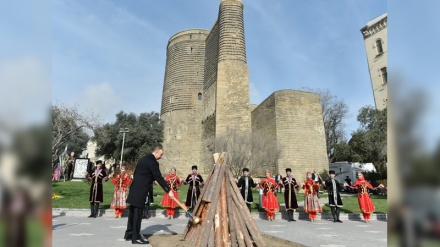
215,129,282,177
52,103,100,153
302,88,349,162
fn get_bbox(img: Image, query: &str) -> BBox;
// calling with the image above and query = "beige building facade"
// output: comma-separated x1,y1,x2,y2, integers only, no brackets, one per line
160,0,328,177
361,13,388,110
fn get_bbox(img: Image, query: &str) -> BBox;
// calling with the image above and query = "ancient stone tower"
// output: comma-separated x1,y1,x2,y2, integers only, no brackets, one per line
201,0,251,171
160,0,328,177
160,29,209,173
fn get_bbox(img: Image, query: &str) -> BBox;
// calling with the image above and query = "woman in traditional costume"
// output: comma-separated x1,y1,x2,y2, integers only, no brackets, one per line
110,164,132,218
259,171,279,221
161,168,182,219
302,171,322,222
344,172,383,223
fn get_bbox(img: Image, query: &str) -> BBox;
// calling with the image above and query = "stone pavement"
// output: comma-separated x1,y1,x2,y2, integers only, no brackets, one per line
53,192,387,246
53,211,387,247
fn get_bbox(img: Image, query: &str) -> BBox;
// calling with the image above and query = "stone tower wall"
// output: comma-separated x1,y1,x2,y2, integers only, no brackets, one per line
160,29,209,173
200,22,220,173
251,95,278,174
215,0,251,137
251,90,328,179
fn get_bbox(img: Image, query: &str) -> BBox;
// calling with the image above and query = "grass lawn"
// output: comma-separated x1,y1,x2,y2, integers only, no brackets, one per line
52,180,190,209
321,194,387,214
52,181,386,214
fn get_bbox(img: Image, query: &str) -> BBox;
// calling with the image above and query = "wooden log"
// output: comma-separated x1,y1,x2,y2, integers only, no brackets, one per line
203,152,227,203
202,163,221,202
227,184,238,247
220,171,230,247
187,223,202,245
207,223,215,247
197,162,227,247
228,170,265,247
232,202,253,247
193,164,214,213
215,198,222,247
183,164,215,240
232,200,245,247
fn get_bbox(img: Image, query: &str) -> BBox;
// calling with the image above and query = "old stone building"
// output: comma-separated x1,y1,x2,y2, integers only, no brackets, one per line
361,13,387,110
160,0,328,177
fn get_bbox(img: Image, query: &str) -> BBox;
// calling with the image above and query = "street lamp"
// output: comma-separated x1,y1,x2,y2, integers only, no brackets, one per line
339,167,342,182
119,128,129,170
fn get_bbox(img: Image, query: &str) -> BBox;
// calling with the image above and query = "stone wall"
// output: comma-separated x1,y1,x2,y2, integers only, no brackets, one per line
160,29,208,172
215,0,251,137
200,22,219,172
252,90,328,179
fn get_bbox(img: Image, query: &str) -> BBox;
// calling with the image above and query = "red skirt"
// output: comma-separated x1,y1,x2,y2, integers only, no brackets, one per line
358,193,375,214
262,191,279,212
161,191,179,208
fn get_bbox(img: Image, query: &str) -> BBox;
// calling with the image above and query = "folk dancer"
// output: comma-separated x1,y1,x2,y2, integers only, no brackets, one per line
279,168,299,222
322,170,343,223
110,164,132,218
66,152,75,180
183,165,204,209
344,172,384,223
52,161,61,182
161,168,182,219
236,168,257,212
85,160,109,218
259,170,279,221
302,171,322,222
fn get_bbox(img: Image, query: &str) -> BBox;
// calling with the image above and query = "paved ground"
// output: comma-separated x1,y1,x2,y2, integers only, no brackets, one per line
53,213,387,247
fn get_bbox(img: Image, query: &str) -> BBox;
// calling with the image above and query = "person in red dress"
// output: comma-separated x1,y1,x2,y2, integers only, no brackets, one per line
259,170,279,221
161,168,182,219
344,172,384,223
110,164,132,218
302,171,322,222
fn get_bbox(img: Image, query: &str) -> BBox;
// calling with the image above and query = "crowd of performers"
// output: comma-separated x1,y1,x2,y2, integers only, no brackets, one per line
236,167,384,223
55,158,383,223
78,161,205,220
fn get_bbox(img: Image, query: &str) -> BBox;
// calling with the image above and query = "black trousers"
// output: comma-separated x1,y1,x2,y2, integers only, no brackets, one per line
124,205,144,241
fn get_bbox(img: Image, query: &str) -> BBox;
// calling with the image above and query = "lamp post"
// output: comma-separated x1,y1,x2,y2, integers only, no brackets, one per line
119,128,129,170
339,167,342,182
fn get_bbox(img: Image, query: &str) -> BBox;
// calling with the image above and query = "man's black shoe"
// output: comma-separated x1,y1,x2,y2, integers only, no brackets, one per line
132,239,148,244
337,220,343,223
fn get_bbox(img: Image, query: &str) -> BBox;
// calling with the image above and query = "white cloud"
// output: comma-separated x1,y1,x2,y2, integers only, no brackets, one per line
79,82,121,123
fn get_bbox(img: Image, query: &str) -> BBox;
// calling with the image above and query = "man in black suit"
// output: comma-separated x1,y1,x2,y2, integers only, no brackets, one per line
124,146,174,244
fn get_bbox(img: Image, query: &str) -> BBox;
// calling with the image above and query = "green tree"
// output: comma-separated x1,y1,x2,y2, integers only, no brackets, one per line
332,140,352,162
349,106,387,168
64,129,89,158
301,87,350,162
93,111,163,163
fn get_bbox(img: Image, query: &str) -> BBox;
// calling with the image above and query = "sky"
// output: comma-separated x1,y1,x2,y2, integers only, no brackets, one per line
3,0,439,152
50,0,386,139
